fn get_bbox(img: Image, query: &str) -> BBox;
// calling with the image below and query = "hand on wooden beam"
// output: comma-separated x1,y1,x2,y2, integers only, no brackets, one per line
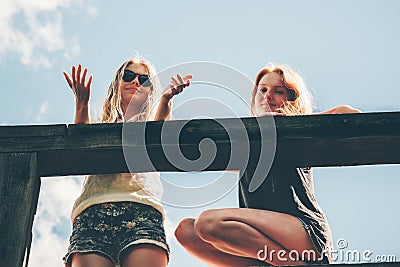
319,105,361,114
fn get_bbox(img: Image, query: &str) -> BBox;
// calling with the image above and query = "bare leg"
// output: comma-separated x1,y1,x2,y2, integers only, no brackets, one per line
69,253,114,267
194,208,319,265
175,218,270,267
121,244,168,267
176,209,321,266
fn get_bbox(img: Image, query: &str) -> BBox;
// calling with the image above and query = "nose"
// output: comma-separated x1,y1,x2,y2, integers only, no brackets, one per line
264,90,273,101
131,75,140,86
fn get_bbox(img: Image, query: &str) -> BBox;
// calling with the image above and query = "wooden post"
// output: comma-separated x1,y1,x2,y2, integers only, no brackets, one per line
0,153,40,267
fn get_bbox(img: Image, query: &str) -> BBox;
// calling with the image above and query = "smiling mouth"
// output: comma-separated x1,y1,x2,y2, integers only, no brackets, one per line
126,88,138,93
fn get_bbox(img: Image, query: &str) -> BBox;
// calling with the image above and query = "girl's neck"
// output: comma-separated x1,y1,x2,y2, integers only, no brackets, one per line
122,103,144,121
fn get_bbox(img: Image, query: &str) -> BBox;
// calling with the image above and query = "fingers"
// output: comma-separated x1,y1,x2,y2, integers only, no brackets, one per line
63,71,73,88
339,105,361,114
87,74,93,89
329,105,361,114
171,76,179,86
183,74,193,80
82,67,87,85
63,64,92,104
176,74,185,85
77,64,82,85
170,73,192,87
71,65,76,86
177,74,192,84
64,64,92,87
182,74,192,86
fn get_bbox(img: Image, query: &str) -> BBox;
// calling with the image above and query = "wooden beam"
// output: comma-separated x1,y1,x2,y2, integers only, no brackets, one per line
0,112,399,177
0,153,40,267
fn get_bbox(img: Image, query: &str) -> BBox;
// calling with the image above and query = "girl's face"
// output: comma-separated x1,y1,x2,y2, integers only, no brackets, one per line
120,62,152,112
253,72,290,115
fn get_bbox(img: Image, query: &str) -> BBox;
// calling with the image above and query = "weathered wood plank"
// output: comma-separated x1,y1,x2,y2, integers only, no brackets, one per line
43,112,400,176
0,153,40,267
0,112,399,176
0,124,66,152
1,112,398,152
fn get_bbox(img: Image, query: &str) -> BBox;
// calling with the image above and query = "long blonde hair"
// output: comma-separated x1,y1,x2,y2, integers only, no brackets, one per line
100,56,162,123
250,63,314,116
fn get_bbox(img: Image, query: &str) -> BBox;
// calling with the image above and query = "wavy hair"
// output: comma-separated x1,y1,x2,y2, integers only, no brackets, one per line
100,55,162,123
250,63,314,116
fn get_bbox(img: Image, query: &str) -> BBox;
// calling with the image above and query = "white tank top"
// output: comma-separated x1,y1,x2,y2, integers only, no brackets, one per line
71,172,164,221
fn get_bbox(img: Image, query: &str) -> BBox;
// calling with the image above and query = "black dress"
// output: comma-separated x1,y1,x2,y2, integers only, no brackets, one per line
239,165,334,263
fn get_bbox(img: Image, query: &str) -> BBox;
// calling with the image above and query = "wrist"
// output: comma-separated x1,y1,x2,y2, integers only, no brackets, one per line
75,101,89,109
74,103,90,124
162,93,173,101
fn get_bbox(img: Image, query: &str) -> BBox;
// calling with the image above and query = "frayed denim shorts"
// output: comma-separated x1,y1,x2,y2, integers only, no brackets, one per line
63,202,169,266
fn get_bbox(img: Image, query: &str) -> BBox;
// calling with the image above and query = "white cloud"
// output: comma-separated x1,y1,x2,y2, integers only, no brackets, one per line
29,176,83,267
34,100,49,123
63,37,81,61
0,0,87,68
164,215,177,244
87,6,98,16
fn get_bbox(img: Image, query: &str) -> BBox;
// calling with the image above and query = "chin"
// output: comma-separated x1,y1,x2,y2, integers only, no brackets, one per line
256,108,272,116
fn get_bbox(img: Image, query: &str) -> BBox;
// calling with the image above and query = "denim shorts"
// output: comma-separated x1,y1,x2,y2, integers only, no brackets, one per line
63,202,169,266
297,216,330,264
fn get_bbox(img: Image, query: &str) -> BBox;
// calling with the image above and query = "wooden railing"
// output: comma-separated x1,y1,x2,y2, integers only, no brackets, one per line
1,112,399,267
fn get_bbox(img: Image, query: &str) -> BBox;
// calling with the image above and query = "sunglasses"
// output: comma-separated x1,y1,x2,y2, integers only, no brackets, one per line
122,69,152,87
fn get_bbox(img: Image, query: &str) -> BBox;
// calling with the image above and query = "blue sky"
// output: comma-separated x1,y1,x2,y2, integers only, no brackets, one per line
1,0,399,266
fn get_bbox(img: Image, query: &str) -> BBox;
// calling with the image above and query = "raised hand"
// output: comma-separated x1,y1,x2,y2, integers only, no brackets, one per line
164,74,193,99
63,64,93,104
63,64,93,124
154,74,193,121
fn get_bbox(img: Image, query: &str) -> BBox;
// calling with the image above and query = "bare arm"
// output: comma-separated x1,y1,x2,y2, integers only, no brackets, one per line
155,74,192,121
63,64,93,124
155,95,174,121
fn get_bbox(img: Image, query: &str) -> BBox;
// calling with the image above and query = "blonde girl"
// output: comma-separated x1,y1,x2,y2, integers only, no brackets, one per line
62,55,191,267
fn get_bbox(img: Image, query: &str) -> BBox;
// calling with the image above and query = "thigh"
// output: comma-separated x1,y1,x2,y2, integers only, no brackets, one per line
176,218,272,267
115,202,169,264
64,204,119,266
70,253,114,267
198,208,317,253
121,244,167,267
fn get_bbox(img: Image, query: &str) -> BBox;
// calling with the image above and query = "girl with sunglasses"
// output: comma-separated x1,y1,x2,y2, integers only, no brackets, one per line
175,62,360,266
62,55,191,267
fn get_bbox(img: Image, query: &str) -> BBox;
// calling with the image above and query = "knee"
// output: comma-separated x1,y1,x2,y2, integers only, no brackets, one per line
194,210,226,242
175,218,197,248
